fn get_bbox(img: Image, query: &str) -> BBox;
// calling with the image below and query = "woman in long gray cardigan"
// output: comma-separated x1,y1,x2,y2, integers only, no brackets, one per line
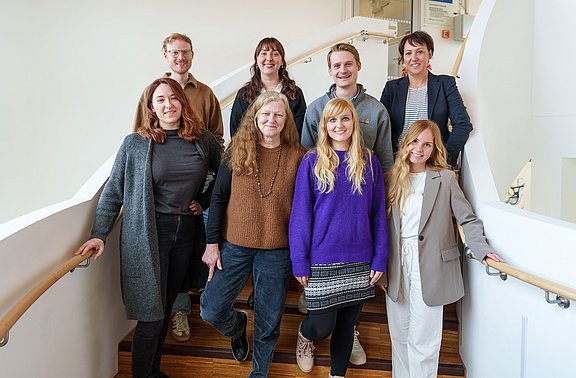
76,77,221,377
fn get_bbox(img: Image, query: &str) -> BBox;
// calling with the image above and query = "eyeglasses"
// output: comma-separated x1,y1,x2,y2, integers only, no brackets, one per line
167,49,193,58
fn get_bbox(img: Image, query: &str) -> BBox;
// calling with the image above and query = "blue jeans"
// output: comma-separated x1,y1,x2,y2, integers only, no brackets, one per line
131,213,198,377
200,241,291,377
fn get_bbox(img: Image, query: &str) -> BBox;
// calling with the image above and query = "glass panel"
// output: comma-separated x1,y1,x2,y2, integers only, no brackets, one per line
356,0,413,79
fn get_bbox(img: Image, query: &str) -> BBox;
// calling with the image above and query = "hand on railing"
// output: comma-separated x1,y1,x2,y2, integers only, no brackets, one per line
482,252,504,266
75,238,105,261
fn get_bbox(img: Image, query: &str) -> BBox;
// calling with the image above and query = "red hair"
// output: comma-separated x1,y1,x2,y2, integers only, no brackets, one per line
138,78,202,143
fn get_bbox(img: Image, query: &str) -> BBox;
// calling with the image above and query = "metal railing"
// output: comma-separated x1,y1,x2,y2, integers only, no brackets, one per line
218,29,395,110
459,225,575,309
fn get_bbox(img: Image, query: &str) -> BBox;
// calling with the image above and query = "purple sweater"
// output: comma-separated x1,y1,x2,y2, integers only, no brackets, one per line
289,150,390,277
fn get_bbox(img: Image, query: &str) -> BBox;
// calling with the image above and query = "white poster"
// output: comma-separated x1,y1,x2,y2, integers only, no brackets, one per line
425,0,457,27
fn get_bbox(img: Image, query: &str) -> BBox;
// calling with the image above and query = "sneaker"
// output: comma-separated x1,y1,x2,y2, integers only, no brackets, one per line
297,291,308,314
348,326,367,365
328,374,345,378
171,311,190,342
231,311,249,361
296,322,315,373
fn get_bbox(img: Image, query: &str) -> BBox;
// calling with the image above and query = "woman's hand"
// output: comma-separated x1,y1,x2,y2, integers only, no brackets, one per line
189,201,204,216
369,270,384,286
296,276,308,288
482,252,504,266
202,243,222,282
75,238,105,261
378,284,388,293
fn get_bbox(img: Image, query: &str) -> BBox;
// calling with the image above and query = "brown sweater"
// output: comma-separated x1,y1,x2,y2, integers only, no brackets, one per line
223,144,303,249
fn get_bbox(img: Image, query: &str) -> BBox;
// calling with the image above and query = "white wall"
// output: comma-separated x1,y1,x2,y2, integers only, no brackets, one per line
0,7,402,377
457,0,576,377
0,0,351,224
530,0,576,219
0,160,134,377
418,0,484,76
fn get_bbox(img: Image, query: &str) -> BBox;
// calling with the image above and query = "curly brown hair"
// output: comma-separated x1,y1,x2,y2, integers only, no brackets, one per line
228,91,303,175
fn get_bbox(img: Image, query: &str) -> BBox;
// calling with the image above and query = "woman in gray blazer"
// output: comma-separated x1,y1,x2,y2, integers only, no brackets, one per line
382,120,502,377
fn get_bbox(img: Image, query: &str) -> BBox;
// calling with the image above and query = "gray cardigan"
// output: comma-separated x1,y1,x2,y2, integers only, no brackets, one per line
91,130,221,321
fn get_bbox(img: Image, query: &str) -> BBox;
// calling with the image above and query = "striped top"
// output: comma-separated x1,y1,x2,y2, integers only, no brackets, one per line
400,85,428,144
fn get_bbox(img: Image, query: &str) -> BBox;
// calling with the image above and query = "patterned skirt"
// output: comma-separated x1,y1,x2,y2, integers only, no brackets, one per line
304,262,375,314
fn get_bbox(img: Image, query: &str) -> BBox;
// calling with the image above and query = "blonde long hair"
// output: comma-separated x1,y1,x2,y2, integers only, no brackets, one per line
314,98,371,195
227,91,302,175
386,120,447,214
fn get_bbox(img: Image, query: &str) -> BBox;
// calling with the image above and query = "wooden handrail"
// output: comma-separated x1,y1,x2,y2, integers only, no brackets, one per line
219,29,395,109
451,35,468,78
0,249,95,346
457,225,576,303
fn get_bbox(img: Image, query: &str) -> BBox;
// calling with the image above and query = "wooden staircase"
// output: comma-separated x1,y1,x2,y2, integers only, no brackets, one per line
116,279,465,377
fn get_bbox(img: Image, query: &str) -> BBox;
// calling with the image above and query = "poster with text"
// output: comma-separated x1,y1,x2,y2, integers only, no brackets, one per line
425,0,458,27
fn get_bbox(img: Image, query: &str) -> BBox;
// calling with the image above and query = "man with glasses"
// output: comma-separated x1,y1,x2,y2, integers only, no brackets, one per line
133,33,224,343
133,33,224,145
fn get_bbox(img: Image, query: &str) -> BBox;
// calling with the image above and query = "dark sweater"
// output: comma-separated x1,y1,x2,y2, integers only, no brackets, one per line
152,130,206,215
229,86,307,137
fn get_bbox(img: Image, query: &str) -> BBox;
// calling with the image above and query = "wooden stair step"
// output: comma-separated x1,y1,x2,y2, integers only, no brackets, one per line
116,351,464,377
118,306,464,376
189,278,459,331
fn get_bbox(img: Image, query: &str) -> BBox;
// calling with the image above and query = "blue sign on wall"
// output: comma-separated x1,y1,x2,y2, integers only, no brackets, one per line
432,0,453,3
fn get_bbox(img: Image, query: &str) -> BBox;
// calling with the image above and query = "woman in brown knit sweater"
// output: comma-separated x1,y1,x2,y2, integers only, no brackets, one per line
200,91,304,377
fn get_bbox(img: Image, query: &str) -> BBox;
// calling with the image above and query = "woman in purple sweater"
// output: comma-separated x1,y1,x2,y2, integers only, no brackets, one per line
289,98,390,377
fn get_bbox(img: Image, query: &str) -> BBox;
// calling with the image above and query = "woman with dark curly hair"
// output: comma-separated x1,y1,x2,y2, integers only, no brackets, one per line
229,37,306,137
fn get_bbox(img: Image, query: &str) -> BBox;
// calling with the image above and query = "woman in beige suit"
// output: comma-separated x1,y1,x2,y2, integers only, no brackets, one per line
382,120,503,378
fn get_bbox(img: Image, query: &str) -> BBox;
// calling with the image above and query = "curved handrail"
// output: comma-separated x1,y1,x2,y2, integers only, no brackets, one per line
458,225,576,306
218,29,394,109
451,35,468,78
0,249,95,346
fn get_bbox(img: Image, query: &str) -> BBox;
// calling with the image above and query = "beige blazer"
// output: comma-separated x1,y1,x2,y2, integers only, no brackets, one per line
386,169,494,306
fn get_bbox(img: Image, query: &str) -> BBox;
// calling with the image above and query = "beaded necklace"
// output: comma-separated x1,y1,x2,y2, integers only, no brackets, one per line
255,144,283,198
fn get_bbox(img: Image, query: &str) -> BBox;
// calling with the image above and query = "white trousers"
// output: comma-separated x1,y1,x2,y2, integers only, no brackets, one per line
386,239,444,378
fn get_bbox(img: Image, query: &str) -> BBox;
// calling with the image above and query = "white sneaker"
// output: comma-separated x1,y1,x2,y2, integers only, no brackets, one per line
328,374,346,378
296,322,315,373
171,311,190,342
348,326,366,365
298,291,308,314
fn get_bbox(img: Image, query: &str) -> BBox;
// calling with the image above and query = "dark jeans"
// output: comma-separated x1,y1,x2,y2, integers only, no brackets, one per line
301,303,363,376
131,213,197,378
200,241,291,377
